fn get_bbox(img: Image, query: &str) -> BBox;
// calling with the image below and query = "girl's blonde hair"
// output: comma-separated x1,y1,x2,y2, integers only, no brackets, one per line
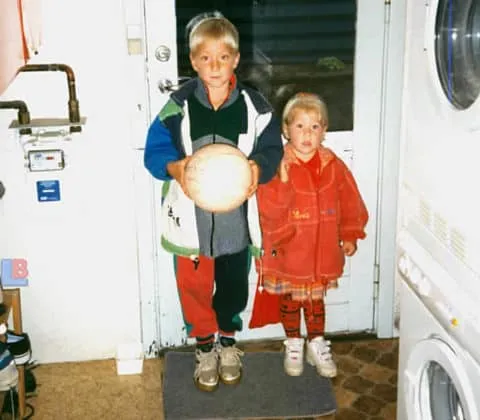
189,16,239,56
282,92,329,128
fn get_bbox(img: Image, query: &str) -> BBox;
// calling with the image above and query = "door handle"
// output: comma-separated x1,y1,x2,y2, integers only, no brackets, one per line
158,77,191,93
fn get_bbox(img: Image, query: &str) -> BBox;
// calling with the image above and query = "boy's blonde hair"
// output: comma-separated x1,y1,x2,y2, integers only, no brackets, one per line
189,16,239,56
282,93,329,128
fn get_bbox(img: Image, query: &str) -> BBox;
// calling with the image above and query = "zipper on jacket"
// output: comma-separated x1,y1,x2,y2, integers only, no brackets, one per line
209,110,217,256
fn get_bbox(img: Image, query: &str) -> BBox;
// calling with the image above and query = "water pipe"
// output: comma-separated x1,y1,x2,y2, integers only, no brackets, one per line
17,64,82,133
0,100,32,135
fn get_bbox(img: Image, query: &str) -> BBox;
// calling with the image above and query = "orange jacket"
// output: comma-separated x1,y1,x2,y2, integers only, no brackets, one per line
256,147,369,286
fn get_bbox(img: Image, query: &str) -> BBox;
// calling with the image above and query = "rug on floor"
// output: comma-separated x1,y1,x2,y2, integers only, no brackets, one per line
163,351,337,419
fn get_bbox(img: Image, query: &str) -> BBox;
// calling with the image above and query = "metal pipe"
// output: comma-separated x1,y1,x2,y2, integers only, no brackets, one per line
0,100,32,135
17,64,82,133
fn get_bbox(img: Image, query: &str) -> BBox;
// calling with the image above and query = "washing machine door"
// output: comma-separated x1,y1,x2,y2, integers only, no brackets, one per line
425,0,480,128
404,337,477,420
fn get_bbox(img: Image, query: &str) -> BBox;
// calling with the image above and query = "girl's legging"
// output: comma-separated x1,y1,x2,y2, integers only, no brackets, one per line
280,293,326,340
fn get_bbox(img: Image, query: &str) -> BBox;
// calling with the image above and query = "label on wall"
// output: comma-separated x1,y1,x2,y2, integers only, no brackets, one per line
36,180,61,202
0,259,29,287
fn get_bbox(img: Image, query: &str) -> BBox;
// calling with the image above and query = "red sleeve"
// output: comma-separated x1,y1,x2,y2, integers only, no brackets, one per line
256,175,296,247
336,159,369,243
257,175,294,221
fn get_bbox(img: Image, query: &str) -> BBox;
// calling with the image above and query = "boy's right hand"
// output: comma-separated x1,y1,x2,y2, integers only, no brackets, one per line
167,157,192,198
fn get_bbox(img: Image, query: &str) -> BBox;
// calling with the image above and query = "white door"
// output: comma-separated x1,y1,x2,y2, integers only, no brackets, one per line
139,0,384,348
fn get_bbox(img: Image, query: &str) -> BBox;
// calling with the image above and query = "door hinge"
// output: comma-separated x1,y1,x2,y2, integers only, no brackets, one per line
373,263,381,301
384,0,392,24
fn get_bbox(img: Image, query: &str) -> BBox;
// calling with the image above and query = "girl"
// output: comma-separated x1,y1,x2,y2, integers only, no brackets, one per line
250,93,369,377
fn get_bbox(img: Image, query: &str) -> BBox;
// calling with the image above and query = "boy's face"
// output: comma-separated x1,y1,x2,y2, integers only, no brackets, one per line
190,38,240,92
284,110,326,162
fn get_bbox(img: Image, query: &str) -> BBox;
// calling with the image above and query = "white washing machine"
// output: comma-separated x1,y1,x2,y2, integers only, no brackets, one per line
396,230,480,419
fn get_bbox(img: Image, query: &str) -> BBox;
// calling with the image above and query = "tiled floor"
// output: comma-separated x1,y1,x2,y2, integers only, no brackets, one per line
1,337,399,419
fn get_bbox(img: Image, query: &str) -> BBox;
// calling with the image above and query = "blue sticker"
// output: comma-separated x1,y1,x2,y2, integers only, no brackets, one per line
36,180,61,202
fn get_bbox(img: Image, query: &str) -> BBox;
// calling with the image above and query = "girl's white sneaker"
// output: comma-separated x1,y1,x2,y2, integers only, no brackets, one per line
306,336,337,378
283,337,305,376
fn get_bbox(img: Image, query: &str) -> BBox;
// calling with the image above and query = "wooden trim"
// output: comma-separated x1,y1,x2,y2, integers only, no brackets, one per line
2,289,26,418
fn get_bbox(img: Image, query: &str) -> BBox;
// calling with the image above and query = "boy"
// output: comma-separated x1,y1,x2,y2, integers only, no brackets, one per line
143,13,283,391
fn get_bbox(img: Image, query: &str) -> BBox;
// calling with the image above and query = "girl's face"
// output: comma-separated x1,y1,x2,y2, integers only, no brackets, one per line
190,38,239,92
284,109,327,161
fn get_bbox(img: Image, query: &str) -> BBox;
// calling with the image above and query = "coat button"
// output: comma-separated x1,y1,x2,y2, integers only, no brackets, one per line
271,249,277,257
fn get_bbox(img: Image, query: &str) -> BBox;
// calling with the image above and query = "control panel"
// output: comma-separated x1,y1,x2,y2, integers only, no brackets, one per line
397,229,480,365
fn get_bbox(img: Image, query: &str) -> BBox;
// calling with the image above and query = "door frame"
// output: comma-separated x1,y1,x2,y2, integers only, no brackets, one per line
136,0,404,352
375,0,407,338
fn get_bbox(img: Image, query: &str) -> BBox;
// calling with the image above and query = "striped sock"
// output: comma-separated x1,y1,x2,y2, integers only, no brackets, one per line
196,335,215,352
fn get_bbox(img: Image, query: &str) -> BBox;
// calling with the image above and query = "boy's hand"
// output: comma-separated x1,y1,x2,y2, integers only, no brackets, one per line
246,160,260,198
167,157,192,198
342,241,357,257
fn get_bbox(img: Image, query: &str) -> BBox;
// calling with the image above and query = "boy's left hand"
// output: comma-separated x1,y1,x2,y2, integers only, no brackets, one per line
247,160,260,197
342,241,357,256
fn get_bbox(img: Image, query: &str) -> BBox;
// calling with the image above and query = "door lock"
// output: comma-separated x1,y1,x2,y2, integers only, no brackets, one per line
155,45,171,62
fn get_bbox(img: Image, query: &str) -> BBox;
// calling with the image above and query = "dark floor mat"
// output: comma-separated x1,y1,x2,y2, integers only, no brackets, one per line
163,351,337,419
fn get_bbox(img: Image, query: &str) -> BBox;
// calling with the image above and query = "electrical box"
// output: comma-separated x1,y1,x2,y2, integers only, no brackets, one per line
27,149,65,172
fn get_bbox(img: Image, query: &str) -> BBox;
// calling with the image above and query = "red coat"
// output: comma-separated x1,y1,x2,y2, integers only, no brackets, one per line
256,147,369,286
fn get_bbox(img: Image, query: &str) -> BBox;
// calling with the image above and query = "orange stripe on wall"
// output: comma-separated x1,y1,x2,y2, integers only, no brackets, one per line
18,0,31,61
0,0,28,95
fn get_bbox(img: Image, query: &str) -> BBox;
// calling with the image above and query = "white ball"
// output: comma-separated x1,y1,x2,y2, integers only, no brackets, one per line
184,143,252,213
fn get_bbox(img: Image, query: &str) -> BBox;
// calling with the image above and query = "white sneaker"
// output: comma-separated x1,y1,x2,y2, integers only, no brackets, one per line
306,336,337,378
194,347,219,392
283,338,305,376
218,344,244,385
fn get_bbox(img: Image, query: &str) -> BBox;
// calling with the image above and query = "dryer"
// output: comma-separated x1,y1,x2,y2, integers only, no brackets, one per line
400,0,480,285
397,230,480,419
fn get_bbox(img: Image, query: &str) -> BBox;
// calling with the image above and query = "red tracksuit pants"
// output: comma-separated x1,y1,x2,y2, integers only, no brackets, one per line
174,247,250,339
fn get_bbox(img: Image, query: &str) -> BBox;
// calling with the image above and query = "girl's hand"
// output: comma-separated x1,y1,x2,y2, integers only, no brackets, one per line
283,142,299,166
342,241,357,257
246,160,260,197
278,159,289,183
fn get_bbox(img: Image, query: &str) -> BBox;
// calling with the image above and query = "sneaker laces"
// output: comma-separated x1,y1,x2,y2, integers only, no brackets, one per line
194,349,218,379
285,339,303,360
312,338,333,361
219,346,244,366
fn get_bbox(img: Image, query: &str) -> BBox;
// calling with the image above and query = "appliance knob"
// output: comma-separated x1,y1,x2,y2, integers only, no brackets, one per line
417,277,432,296
410,267,423,285
398,254,408,275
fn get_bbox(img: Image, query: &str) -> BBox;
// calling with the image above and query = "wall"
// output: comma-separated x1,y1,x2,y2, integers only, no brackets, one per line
0,0,146,363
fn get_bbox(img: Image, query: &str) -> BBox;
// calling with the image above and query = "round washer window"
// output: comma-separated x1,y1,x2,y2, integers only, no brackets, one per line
435,0,480,109
420,361,466,420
